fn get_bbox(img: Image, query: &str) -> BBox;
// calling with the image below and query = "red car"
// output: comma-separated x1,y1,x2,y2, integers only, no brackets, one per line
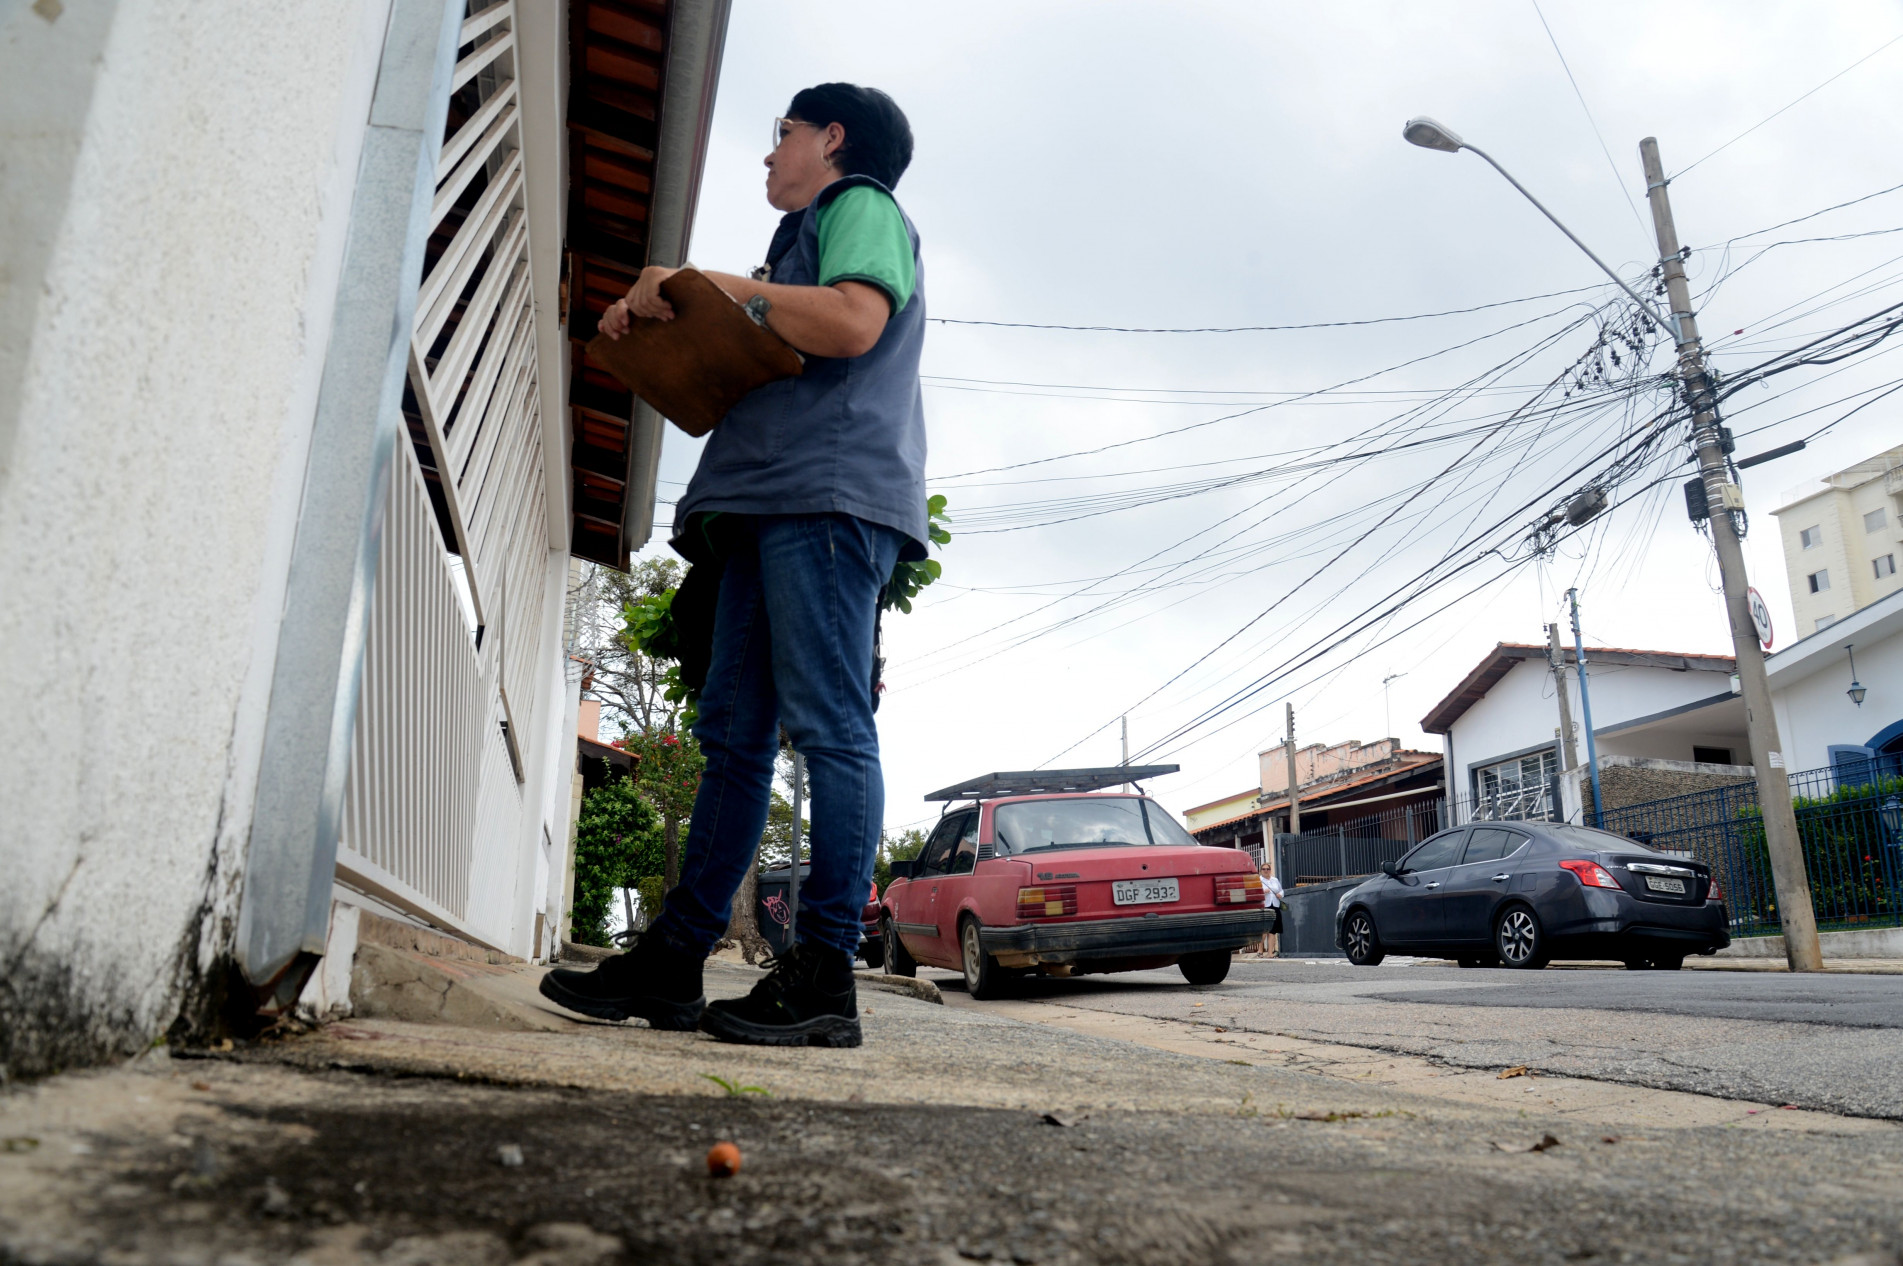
879,767,1273,998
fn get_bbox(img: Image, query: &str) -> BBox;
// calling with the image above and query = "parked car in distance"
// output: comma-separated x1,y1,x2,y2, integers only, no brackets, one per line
880,767,1276,998
860,879,884,969
1333,821,1730,970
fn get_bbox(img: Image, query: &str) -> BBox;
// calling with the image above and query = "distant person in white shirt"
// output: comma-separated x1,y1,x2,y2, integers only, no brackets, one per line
1260,864,1283,953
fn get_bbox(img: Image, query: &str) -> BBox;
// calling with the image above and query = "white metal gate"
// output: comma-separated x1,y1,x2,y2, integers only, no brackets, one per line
335,0,555,953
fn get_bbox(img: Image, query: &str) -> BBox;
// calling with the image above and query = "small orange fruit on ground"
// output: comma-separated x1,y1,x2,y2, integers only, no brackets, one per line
706,1141,742,1177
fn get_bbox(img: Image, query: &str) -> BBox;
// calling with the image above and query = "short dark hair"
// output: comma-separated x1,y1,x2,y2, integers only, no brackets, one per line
787,83,914,190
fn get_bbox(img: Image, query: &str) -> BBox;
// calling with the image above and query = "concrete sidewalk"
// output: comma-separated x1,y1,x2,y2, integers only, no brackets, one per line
3,959,1902,1265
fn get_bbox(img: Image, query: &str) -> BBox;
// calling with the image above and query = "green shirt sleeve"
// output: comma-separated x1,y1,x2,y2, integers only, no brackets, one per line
816,185,916,313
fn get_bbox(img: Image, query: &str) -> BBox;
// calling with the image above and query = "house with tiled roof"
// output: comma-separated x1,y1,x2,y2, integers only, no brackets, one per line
1185,738,1445,859
1420,642,1753,820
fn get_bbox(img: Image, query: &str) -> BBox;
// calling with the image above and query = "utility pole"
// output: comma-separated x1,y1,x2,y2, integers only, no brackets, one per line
1284,702,1301,836
788,749,805,929
1546,622,1580,775
1566,590,1604,826
1640,136,1822,972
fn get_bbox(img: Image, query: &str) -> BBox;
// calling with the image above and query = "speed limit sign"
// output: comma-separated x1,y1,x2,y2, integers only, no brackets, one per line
1747,587,1773,650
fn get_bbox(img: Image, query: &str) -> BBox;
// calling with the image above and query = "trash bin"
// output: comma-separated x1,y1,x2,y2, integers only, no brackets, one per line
754,863,811,958
1277,876,1364,958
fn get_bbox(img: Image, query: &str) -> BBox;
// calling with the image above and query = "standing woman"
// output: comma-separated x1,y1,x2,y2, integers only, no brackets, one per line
541,85,928,1047
1261,862,1283,954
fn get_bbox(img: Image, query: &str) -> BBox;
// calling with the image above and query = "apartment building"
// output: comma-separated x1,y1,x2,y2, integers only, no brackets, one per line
1772,445,1903,636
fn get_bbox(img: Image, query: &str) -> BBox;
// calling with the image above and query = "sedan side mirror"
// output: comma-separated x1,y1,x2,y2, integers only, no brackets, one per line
889,859,914,880
1380,860,1401,878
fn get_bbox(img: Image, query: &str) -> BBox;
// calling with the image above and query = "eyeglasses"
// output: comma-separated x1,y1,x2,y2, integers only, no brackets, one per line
771,116,816,149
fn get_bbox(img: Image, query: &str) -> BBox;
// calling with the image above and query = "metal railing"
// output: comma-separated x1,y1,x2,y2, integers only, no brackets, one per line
1593,760,1903,937
1273,788,1567,885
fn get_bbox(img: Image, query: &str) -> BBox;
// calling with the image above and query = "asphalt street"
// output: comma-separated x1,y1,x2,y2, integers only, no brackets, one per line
1257,959,1903,1027
928,958,1903,1120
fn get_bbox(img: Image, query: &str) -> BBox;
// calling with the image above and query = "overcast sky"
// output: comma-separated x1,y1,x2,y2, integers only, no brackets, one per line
642,0,1903,832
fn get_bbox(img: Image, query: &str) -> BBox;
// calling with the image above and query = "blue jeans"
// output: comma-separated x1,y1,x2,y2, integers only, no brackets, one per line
653,514,904,958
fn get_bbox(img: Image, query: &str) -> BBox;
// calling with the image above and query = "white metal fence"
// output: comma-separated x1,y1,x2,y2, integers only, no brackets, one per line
335,0,557,955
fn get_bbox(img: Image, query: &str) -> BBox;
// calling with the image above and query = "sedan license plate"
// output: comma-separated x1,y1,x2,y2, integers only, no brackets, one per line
1112,877,1180,906
1644,875,1687,894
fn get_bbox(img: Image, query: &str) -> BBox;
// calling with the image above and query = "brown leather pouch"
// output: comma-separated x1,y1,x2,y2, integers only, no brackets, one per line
583,268,804,437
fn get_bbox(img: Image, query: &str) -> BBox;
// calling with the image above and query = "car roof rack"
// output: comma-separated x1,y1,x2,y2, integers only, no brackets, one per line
922,765,1180,802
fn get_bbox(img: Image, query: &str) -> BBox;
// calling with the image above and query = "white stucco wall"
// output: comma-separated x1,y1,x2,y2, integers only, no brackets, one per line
1449,658,1740,795
1767,592,1903,773
0,0,393,1074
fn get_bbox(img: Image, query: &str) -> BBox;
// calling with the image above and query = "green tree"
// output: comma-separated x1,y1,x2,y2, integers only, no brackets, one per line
621,728,705,890
570,773,663,947
874,827,929,893
569,558,687,735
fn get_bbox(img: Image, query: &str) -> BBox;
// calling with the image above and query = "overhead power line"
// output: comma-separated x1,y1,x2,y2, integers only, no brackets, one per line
1673,31,1903,179
1528,0,1651,242
924,283,1608,334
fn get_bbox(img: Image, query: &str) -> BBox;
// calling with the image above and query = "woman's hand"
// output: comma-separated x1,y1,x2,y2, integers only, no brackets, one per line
598,265,680,339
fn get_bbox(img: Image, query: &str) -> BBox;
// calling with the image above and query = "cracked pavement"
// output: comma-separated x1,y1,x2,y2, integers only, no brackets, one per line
4,959,1903,1265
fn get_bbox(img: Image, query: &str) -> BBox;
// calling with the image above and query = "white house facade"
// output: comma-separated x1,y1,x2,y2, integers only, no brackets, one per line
1,0,727,1077
1421,643,1749,820
1765,588,1903,780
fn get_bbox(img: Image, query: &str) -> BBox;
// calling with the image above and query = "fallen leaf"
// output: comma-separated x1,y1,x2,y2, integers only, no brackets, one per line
1492,1134,1561,1153
1497,1065,1529,1080
1600,1136,1619,1144
191,1081,211,1092
1042,1111,1080,1128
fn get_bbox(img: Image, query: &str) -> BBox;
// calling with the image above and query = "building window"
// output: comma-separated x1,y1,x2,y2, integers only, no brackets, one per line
1866,508,1889,533
1477,751,1557,818
1816,615,1837,631
1692,746,1733,765
1808,569,1831,593
1877,554,1897,579
1800,525,1823,549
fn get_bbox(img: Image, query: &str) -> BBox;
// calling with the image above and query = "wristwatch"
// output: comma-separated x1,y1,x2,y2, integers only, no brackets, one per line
745,293,772,327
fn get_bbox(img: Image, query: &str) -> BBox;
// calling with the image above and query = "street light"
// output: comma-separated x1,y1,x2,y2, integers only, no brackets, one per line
1846,644,1867,706
1400,117,1681,343
1402,116,1829,973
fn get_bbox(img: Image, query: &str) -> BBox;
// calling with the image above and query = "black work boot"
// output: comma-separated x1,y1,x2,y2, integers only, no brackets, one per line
538,928,705,1029
698,940,861,1047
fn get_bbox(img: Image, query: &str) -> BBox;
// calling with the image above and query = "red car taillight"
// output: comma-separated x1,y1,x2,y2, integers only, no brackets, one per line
1707,879,1725,902
1214,873,1264,905
1017,886,1077,919
1559,859,1621,889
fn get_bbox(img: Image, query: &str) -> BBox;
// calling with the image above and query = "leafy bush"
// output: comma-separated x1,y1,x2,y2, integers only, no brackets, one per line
1734,774,1903,926
570,775,662,947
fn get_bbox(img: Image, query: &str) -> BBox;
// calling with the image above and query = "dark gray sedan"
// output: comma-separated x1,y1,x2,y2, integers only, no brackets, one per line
1332,822,1730,970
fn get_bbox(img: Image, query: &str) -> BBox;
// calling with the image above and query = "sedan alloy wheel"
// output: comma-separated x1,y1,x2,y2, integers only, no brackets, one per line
1344,909,1385,967
1495,906,1547,969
